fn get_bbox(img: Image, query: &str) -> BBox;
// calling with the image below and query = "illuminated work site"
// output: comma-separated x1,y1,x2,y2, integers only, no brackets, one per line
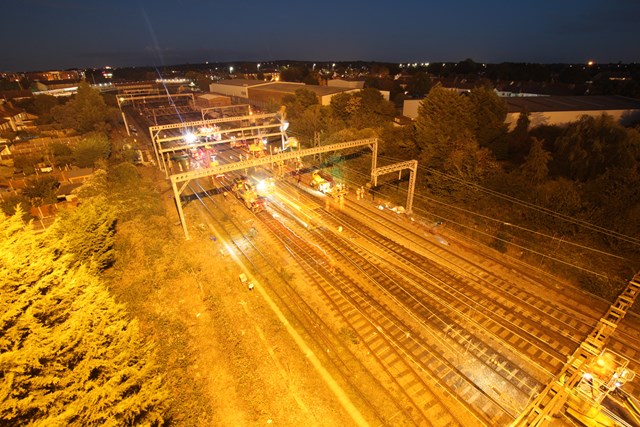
104,83,640,427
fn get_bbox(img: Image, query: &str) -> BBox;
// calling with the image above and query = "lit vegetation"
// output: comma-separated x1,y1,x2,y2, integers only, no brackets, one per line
0,173,170,425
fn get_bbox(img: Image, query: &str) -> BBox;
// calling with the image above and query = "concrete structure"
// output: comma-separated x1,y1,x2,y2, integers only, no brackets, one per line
195,93,232,109
328,78,365,89
25,70,81,82
34,79,81,92
504,95,640,129
402,95,640,129
209,79,360,107
402,99,423,120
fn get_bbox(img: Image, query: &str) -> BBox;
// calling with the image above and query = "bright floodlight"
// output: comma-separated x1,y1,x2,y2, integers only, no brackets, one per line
185,133,197,144
281,120,289,131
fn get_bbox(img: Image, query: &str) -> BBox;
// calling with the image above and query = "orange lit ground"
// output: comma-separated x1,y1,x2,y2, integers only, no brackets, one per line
105,170,378,427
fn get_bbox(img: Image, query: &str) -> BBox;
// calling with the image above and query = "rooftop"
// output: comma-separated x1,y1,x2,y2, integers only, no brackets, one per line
505,95,640,113
253,82,355,97
212,79,271,87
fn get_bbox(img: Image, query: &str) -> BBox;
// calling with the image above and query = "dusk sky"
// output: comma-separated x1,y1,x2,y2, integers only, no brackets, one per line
2,0,639,72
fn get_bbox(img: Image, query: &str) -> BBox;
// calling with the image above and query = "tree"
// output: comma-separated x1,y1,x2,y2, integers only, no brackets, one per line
554,114,640,181
49,141,74,167
48,195,116,273
33,94,59,123
349,88,396,129
12,154,41,175
0,194,30,218
508,110,532,163
22,175,59,205
51,82,118,134
282,89,319,122
380,125,417,157
329,92,351,128
414,84,475,165
185,71,211,92
280,65,313,83
74,133,111,168
327,89,395,130
0,210,169,426
468,86,508,148
291,104,329,145
406,72,432,97
520,138,551,184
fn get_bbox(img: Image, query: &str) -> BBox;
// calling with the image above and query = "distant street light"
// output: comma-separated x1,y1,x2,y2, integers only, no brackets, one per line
229,66,234,74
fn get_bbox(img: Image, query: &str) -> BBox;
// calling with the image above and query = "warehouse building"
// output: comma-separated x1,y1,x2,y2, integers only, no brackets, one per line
209,79,360,107
403,95,640,129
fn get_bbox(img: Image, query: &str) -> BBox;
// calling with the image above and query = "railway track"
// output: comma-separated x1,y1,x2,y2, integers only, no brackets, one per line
188,181,426,426
272,177,640,418
334,195,640,399
182,171,640,425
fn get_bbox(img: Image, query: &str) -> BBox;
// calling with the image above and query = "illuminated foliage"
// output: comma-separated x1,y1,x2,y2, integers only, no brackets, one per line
554,114,640,181
0,210,169,426
73,133,112,168
415,84,496,179
22,175,59,205
520,138,551,184
51,82,118,134
467,86,508,148
47,195,116,274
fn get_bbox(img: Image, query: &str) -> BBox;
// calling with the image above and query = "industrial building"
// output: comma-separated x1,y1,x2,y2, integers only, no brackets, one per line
403,95,640,129
209,79,360,107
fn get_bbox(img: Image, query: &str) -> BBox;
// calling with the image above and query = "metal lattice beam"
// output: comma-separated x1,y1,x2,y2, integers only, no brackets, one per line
371,160,417,213
171,138,378,239
511,271,640,426
201,104,252,120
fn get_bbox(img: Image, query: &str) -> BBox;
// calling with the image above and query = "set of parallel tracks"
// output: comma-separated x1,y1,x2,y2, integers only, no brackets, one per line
189,181,425,426
185,174,640,426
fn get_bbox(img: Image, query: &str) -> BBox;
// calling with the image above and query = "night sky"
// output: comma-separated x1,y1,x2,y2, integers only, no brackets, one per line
2,0,639,72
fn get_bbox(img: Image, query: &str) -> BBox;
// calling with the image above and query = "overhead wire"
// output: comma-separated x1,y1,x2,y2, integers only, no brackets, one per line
422,166,640,247
331,161,625,279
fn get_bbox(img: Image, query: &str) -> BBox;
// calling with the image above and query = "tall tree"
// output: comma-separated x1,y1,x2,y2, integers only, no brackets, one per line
520,137,551,184
349,88,396,129
328,89,395,130
51,82,118,134
0,210,169,426
406,72,432,97
468,86,508,148
47,195,116,273
508,109,532,163
554,114,640,181
414,84,475,165
282,88,319,122
291,104,329,145
73,133,111,168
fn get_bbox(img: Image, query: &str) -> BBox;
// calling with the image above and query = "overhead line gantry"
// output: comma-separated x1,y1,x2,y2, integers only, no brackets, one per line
511,272,639,426
170,138,382,239
149,112,284,176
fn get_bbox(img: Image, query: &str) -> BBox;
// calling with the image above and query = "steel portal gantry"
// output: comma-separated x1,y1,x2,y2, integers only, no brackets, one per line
371,160,418,214
170,138,379,239
149,113,282,175
510,271,640,426
201,104,252,120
